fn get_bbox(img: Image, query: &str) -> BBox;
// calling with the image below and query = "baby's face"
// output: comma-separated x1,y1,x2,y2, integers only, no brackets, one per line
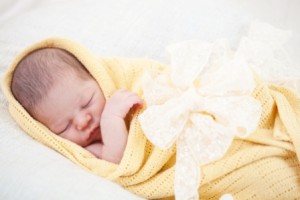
34,72,105,147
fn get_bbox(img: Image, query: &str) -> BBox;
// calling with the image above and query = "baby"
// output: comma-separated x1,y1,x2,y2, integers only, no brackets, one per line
11,48,143,164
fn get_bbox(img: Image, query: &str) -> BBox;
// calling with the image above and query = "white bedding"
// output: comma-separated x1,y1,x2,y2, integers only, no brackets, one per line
0,0,299,199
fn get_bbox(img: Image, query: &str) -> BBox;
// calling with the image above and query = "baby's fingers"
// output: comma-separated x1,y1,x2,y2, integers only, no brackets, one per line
108,89,143,117
122,90,143,108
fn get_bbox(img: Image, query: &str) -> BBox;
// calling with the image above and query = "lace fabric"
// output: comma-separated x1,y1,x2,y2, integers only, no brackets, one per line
138,22,298,199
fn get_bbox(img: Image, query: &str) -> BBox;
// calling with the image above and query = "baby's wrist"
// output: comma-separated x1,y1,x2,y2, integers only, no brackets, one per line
101,112,125,121
100,114,126,134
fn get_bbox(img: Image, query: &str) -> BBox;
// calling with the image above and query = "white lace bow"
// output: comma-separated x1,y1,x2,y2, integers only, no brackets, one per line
139,38,263,199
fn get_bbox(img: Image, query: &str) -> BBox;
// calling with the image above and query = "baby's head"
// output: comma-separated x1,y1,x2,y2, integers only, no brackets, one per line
12,48,90,116
11,48,105,147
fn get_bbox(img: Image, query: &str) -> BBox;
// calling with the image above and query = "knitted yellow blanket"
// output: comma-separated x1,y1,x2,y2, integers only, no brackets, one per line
2,38,300,199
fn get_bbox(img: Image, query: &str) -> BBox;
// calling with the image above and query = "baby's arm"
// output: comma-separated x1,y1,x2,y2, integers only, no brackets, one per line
99,89,143,164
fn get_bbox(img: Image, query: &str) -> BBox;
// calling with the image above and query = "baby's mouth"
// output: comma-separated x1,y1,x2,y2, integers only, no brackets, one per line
89,126,102,143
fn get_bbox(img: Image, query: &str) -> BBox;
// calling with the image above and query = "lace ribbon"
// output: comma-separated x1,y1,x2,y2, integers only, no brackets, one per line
139,39,262,199
138,21,295,199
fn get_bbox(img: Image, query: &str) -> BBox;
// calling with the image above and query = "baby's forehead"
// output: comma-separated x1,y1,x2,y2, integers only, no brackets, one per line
26,48,66,60
31,47,90,74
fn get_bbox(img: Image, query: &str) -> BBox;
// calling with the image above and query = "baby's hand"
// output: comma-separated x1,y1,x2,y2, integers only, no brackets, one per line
99,89,142,163
102,89,143,119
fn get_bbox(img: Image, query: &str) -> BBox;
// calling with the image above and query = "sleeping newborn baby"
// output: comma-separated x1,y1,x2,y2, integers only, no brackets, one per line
11,47,143,164
2,37,300,199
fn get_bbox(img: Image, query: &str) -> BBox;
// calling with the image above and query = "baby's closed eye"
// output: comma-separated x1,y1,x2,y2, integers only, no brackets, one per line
82,93,94,108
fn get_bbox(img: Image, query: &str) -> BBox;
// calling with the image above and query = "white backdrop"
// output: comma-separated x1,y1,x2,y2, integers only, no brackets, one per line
1,0,299,64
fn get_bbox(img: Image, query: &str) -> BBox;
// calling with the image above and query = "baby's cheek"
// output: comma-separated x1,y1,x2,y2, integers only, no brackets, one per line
62,129,81,146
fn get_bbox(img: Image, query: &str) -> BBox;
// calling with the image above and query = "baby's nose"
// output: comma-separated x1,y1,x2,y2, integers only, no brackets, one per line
75,113,92,131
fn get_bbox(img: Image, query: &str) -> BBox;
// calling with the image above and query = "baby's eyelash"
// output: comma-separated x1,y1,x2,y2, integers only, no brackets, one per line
82,93,94,108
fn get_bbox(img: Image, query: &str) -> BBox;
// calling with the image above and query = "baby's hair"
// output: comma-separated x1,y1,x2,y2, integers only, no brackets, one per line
11,48,91,117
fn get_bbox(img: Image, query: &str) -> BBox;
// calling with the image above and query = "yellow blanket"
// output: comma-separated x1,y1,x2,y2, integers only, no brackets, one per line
2,38,300,199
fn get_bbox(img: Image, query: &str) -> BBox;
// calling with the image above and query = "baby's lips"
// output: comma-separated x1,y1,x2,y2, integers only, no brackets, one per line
97,127,102,142
89,126,102,142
